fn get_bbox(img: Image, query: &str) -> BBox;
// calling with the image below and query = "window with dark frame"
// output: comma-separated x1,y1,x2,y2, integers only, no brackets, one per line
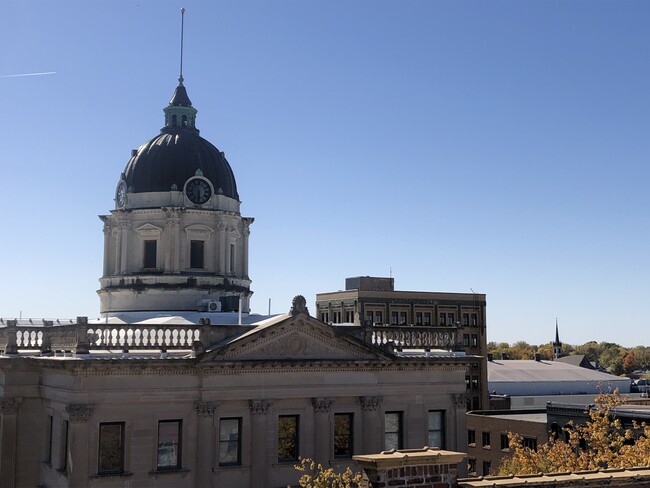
98,422,125,475
471,334,479,347
391,311,398,325
423,312,431,325
482,431,490,448
278,415,299,463
427,411,445,448
190,240,204,269
463,334,470,347
384,412,403,450
219,417,242,466
143,240,157,268
468,458,477,476
523,437,538,451
334,413,353,458
462,313,469,326
467,429,476,445
375,311,383,324
157,420,182,470
482,460,491,476
500,433,509,450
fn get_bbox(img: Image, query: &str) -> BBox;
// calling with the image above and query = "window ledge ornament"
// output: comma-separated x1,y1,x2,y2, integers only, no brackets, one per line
359,396,382,412
194,400,216,417
312,397,334,414
0,397,23,415
290,295,309,316
66,404,95,423
248,399,272,415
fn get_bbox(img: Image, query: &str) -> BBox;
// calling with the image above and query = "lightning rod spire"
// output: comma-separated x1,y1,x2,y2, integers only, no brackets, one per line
179,7,185,84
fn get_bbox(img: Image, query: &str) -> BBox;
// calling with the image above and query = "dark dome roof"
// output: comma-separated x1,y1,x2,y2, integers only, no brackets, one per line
122,82,238,200
123,127,239,200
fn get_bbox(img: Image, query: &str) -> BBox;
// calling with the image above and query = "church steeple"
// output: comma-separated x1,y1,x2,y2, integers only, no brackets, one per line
553,318,562,360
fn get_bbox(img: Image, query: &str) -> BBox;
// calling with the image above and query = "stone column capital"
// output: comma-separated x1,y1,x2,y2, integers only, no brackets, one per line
312,397,334,414
194,400,217,417
249,399,272,415
66,404,95,423
0,397,22,415
359,396,382,412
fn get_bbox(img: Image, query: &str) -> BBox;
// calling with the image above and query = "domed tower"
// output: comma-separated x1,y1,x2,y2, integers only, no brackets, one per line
98,77,253,315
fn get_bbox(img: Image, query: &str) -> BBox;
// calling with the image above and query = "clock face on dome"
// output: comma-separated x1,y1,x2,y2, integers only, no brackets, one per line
185,177,212,205
116,180,127,208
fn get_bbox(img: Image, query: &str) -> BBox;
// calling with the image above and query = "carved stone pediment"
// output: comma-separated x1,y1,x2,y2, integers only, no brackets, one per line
135,223,163,238
200,314,385,363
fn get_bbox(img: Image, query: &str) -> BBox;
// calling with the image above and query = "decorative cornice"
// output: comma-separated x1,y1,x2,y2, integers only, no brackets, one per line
66,404,95,423
0,397,22,415
359,396,382,412
312,397,334,414
194,400,216,417
249,399,272,415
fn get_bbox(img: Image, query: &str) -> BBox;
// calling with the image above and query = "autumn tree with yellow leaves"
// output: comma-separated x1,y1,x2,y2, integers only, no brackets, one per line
291,458,363,488
499,391,650,475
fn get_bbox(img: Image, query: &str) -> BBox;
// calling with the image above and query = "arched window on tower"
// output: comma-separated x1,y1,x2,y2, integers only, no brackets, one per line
182,115,188,127
172,114,178,127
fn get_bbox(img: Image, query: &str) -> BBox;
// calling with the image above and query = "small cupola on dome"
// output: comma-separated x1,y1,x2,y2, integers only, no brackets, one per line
163,78,198,132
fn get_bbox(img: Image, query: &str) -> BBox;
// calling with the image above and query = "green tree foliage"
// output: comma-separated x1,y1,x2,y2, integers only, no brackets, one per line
291,458,362,488
498,392,650,475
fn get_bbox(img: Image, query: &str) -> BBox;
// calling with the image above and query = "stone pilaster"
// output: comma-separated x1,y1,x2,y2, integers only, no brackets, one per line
0,397,22,488
312,398,333,465
249,400,272,488
359,396,382,454
451,393,468,453
65,404,94,486
194,401,216,487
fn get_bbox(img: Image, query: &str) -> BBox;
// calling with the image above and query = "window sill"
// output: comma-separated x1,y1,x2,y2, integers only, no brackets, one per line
149,468,190,475
214,464,246,471
482,446,491,450
501,448,510,453
467,443,476,448
91,471,133,479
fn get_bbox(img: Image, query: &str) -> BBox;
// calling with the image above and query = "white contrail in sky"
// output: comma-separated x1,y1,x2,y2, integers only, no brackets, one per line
0,71,56,78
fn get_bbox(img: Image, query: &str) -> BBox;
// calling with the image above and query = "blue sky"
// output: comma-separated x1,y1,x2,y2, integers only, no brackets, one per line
1,0,648,347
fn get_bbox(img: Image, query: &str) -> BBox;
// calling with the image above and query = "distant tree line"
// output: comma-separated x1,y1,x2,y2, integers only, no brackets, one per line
487,341,650,376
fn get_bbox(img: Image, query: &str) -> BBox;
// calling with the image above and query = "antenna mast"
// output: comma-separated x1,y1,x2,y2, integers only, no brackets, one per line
179,7,185,83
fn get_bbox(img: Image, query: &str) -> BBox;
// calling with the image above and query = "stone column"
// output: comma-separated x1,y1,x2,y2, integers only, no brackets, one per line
194,401,216,488
164,213,180,274
218,223,227,275
102,220,111,276
359,396,382,454
65,404,94,487
242,221,251,278
312,398,333,466
0,397,22,488
119,222,130,274
112,227,122,275
249,399,272,488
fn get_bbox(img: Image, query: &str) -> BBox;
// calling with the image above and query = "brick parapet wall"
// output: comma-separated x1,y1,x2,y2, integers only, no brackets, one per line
354,448,465,488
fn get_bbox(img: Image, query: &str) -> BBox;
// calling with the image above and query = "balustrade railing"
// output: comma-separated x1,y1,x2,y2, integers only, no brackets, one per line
0,321,251,355
349,324,459,350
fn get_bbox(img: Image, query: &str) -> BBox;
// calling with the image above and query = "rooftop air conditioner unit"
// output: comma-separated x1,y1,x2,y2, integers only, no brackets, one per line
200,299,222,312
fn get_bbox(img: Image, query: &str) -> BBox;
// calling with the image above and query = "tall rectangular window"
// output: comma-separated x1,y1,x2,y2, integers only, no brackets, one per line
447,312,455,325
278,415,299,462
500,433,509,450
219,418,242,466
143,240,157,268
334,413,353,458
60,420,69,471
427,410,445,448
391,311,398,325
190,240,204,269
375,311,383,324
423,312,431,325
439,312,446,325
384,412,402,450
415,312,423,325
399,311,407,325
482,431,490,448
229,244,235,274
157,420,182,470
462,313,469,326
467,429,476,445
471,313,478,326
98,422,125,474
